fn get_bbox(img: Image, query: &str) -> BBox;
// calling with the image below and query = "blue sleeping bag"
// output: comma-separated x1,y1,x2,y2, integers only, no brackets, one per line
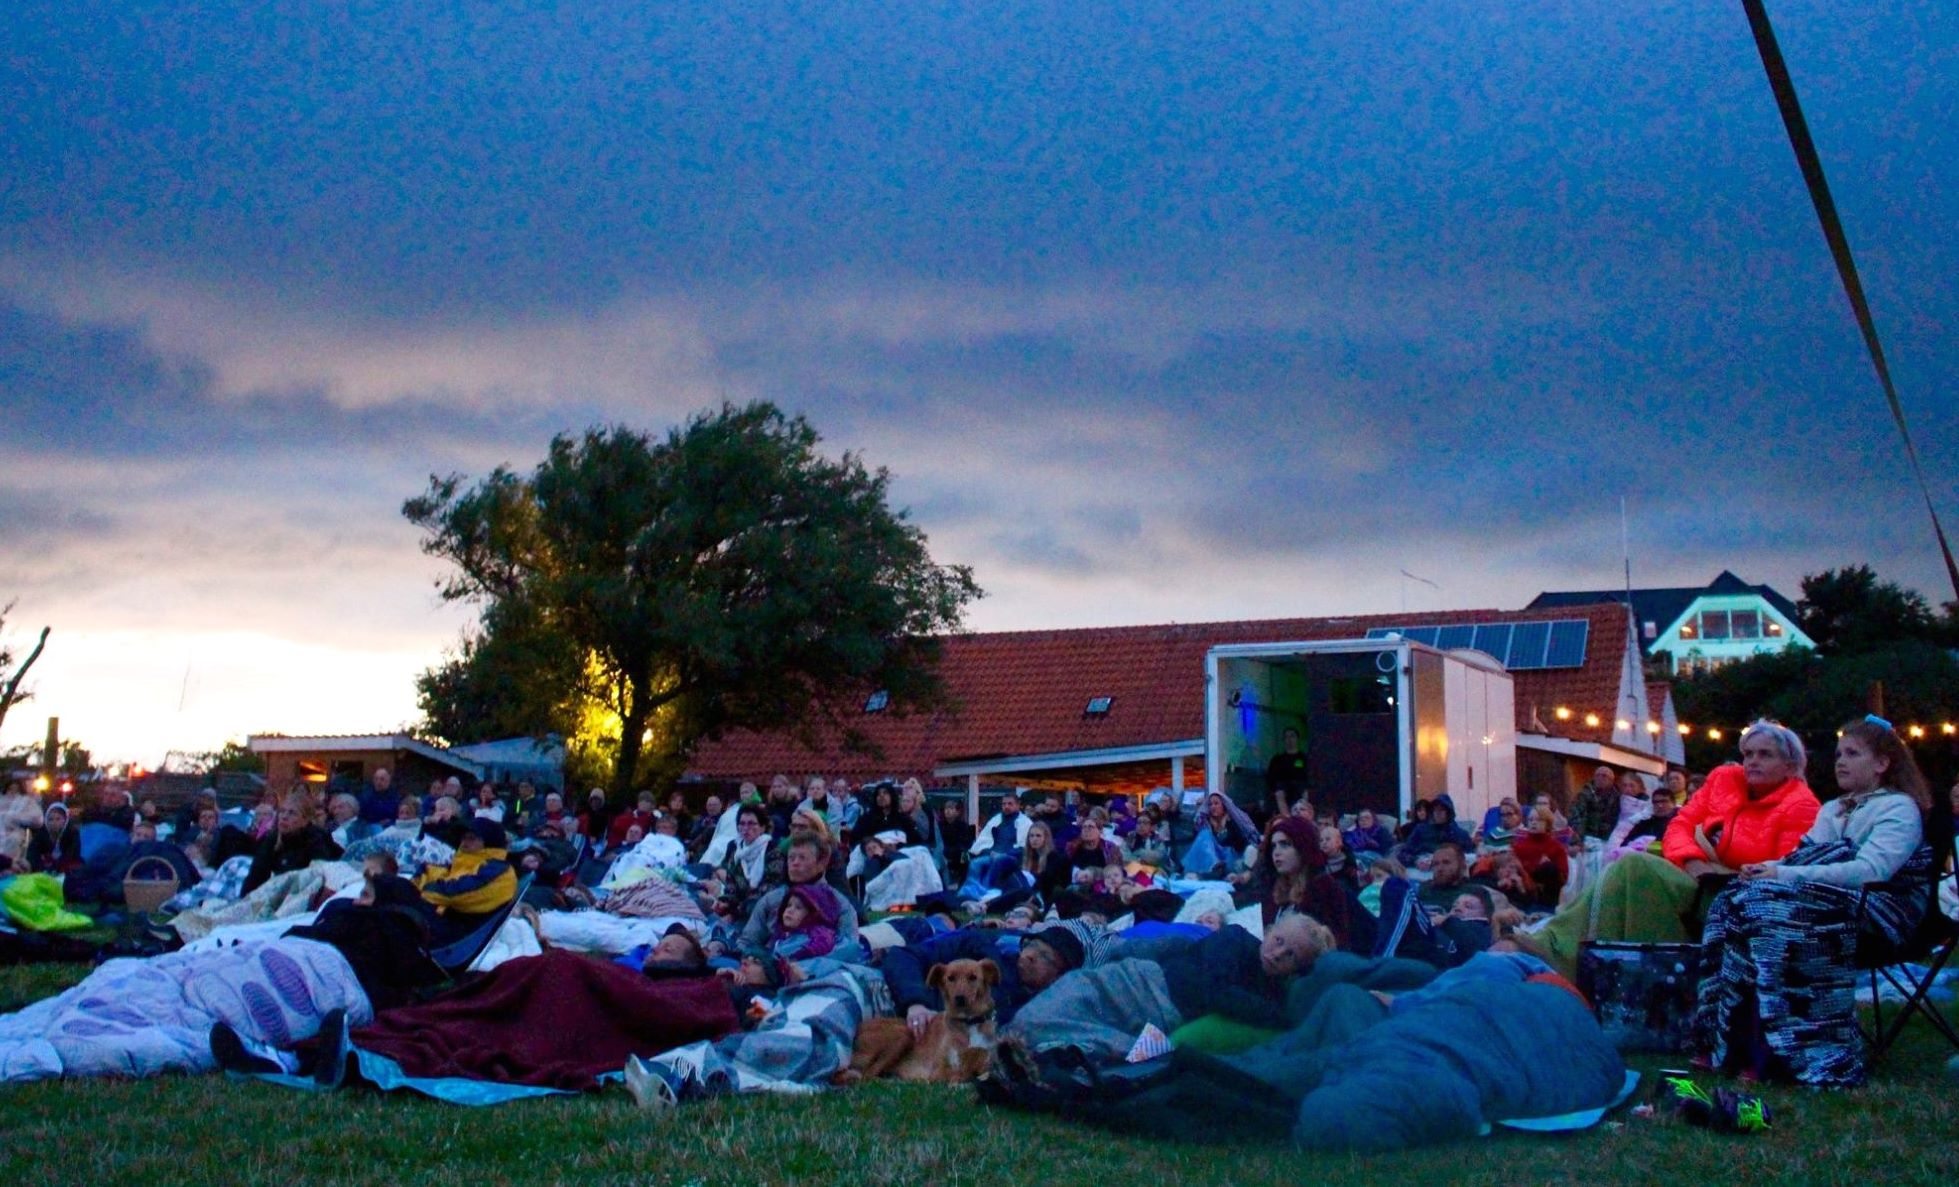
1288,978,1625,1151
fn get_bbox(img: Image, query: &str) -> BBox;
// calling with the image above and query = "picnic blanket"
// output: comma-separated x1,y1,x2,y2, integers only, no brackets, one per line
165,855,254,914
170,861,363,941
601,877,705,921
340,831,456,879
347,950,738,1096
641,966,877,1099
0,937,370,1082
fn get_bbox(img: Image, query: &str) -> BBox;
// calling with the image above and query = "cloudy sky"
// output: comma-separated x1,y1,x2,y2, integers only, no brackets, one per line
3,1,1955,763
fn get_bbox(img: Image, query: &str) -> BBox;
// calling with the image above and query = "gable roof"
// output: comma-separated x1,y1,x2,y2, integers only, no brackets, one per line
684,601,1643,783
247,733,483,778
1527,570,1802,651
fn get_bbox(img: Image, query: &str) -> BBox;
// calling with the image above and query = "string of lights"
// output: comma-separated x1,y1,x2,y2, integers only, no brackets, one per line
1547,706,1959,744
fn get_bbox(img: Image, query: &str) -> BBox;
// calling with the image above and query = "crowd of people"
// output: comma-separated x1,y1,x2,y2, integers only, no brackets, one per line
0,714,1953,1115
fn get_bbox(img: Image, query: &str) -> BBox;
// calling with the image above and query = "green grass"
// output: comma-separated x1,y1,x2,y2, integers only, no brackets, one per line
2,962,1956,1186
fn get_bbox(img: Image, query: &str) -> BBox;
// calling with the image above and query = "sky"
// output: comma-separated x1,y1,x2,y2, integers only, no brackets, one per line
3,1,1956,764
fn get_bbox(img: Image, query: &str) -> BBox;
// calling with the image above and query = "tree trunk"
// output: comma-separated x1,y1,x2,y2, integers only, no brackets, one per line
612,678,648,798
0,626,50,737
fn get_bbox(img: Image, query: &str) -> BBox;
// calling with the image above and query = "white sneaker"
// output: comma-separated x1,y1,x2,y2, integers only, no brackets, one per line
624,1054,679,1110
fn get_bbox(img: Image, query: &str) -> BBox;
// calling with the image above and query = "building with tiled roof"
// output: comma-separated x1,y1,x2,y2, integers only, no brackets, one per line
248,733,483,795
685,601,1680,809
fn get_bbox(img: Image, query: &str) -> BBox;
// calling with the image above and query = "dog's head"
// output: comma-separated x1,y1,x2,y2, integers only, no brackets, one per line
926,958,1001,1021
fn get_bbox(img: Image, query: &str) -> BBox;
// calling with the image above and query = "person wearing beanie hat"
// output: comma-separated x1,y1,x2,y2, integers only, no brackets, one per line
1020,925,1085,982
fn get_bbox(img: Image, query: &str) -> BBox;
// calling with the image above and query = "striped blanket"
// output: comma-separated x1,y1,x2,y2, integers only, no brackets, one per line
642,967,879,1098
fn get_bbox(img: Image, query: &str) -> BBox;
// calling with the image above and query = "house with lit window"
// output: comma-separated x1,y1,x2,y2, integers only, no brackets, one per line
1527,571,1813,677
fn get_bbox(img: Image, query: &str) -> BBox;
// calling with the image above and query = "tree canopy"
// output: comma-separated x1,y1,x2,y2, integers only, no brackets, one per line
1794,564,1956,654
405,402,981,794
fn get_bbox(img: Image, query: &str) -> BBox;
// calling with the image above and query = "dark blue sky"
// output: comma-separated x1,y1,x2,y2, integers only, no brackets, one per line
2,1,1955,757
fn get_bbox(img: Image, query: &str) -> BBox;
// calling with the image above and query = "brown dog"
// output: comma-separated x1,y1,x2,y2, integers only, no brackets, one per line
841,958,1001,1084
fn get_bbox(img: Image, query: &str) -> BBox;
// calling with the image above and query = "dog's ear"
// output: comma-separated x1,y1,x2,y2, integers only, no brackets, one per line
978,958,1002,987
926,963,947,991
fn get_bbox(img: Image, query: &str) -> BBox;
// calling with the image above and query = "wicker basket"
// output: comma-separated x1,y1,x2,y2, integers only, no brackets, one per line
123,855,181,915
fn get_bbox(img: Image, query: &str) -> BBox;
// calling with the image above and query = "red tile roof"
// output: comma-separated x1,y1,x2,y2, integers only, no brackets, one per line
685,603,1640,783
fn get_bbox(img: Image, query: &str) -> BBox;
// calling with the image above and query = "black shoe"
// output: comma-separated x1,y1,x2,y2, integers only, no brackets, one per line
211,1023,283,1076
313,1008,351,1089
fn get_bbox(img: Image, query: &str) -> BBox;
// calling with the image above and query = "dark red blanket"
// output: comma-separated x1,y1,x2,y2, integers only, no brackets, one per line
352,950,739,1090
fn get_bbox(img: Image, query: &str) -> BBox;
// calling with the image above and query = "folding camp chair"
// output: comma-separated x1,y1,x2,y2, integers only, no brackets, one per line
1858,808,1959,1061
429,872,534,975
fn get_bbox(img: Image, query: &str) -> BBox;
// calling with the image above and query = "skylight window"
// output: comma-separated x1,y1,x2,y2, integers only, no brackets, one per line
1084,696,1114,717
863,690,890,713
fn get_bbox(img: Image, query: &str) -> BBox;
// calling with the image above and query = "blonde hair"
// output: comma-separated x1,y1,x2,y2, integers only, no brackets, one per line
1272,913,1336,962
791,809,833,846
1022,821,1054,873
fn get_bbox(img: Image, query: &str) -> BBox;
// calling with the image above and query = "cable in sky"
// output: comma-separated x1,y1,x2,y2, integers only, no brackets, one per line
1740,0,1959,603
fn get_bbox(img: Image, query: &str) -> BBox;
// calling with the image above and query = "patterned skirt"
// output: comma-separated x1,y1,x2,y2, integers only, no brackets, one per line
1693,839,1931,1087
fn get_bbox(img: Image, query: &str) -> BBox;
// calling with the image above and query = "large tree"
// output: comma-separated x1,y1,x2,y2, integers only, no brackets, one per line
1795,564,1955,654
405,402,981,794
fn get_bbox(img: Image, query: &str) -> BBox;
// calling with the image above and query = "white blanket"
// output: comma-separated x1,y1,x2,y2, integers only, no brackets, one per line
537,909,702,954
600,834,689,890
0,937,371,1082
860,847,945,911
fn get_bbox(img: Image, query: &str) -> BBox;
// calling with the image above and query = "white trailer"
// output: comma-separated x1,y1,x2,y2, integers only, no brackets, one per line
1204,637,1516,827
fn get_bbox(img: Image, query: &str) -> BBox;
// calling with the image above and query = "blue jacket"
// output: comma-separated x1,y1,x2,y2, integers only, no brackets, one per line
880,930,1031,1023
1156,924,1290,1030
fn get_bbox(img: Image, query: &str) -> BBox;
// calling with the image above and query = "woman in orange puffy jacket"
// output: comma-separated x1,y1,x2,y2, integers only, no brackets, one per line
1515,722,1819,978
1660,739,1821,873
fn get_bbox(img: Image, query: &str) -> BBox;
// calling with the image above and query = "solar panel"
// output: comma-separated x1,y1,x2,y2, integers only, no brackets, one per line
1473,623,1514,659
1544,619,1590,667
1506,621,1550,668
1363,618,1589,670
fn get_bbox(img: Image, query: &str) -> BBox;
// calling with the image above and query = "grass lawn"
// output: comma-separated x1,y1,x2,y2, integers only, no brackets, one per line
3,961,1955,1187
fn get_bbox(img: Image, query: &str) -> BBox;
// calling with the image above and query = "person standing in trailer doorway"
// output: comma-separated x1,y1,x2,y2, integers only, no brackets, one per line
1266,727,1310,817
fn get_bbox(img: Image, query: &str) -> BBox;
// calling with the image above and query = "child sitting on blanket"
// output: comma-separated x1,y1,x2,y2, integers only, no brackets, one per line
766,884,840,959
